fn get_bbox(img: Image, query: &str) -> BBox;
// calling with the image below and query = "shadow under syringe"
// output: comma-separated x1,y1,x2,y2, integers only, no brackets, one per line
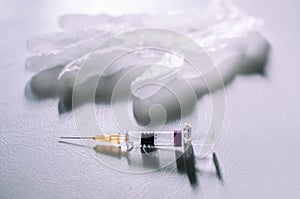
59,140,223,187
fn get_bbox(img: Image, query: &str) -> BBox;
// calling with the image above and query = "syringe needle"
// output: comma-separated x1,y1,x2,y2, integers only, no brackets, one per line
59,134,122,144
60,136,95,139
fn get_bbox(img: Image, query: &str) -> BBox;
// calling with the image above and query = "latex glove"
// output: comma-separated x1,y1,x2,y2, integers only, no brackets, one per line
26,0,270,125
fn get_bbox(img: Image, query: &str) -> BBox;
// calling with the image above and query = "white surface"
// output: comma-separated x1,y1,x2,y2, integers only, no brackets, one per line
0,0,300,198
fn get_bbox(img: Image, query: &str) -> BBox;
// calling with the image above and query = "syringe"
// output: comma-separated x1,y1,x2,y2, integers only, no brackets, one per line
60,123,192,151
60,123,222,181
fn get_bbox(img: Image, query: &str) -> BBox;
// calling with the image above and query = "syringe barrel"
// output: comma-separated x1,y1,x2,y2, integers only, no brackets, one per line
127,130,183,148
